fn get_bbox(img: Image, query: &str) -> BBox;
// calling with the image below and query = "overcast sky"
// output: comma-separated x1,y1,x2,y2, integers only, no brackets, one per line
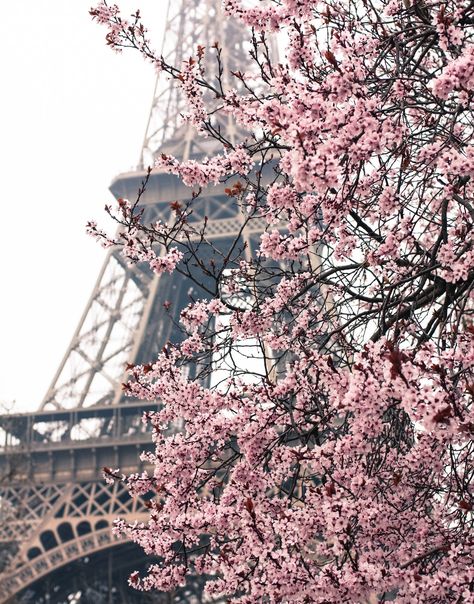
0,1,166,411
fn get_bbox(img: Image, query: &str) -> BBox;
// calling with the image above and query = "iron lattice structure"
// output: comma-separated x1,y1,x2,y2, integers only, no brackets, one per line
0,1,277,601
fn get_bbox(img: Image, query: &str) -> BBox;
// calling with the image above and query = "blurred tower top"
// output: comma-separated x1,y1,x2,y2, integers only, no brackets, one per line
140,0,255,168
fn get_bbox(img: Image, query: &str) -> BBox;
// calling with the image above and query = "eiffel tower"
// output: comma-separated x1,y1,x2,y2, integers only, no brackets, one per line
0,2,273,602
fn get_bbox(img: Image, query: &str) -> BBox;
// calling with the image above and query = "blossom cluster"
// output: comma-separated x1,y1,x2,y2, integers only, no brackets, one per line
90,0,474,601
155,146,254,187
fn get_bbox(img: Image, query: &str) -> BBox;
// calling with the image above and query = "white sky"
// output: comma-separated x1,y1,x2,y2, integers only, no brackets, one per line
0,1,166,412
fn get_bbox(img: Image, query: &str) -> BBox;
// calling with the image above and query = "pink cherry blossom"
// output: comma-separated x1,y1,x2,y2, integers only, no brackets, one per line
90,0,474,601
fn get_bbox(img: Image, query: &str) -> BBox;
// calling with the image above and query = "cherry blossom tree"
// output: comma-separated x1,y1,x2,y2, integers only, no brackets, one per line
89,0,474,601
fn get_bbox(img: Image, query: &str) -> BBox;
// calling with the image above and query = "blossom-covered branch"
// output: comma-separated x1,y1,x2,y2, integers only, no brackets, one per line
91,0,474,601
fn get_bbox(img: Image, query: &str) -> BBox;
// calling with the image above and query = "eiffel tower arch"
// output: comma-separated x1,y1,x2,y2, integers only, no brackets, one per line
0,2,277,602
